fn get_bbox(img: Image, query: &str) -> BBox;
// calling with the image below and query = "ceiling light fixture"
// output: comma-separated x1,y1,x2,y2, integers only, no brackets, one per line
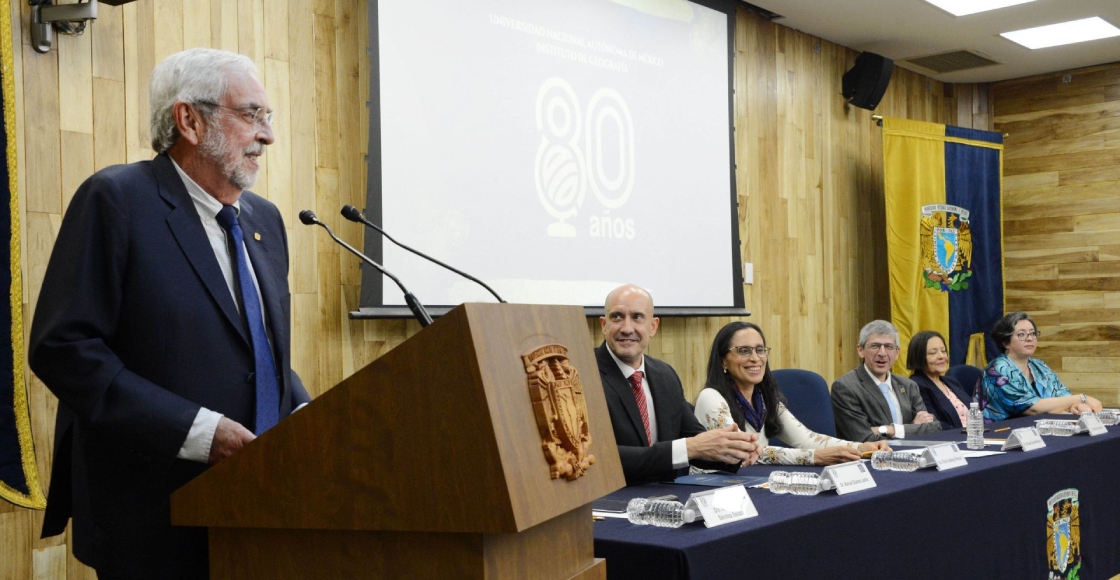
923,0,1037,17
1001,16,1120,50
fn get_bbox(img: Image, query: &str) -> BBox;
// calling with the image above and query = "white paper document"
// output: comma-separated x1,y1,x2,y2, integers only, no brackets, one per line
957,449,1005,458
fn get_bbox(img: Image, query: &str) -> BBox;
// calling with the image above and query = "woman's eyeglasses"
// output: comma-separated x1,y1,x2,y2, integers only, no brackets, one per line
730,346,771,357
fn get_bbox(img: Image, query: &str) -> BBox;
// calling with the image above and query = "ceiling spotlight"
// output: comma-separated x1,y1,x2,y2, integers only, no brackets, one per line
923,0,1038,17
1002,16,1120,50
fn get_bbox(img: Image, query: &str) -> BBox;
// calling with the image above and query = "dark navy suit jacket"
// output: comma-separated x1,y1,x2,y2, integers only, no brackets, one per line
595,343,731,486
29,153,310,578
911,373,973,430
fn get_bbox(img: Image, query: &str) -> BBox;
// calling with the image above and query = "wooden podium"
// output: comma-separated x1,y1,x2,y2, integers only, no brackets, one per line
171,303,626,579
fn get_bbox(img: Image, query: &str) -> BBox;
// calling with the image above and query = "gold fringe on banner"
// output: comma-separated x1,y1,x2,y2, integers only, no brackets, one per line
0,0,46,509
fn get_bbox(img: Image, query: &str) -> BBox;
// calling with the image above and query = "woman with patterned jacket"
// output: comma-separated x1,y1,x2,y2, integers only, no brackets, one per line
982,311,1102,421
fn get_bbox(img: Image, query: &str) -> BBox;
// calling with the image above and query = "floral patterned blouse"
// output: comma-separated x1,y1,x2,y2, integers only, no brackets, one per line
693,388,861,465
982,354,1070,421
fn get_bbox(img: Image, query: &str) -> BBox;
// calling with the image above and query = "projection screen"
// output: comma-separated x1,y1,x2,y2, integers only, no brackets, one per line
359,0,744,315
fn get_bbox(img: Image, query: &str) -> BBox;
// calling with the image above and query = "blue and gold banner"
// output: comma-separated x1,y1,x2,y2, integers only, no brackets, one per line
882,118,1004,375
0,0,46,509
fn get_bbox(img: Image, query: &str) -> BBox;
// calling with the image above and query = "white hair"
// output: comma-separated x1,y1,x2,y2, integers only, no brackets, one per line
149,48,259,153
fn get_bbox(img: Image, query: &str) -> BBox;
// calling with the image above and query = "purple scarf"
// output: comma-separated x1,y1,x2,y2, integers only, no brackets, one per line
732,387,767,433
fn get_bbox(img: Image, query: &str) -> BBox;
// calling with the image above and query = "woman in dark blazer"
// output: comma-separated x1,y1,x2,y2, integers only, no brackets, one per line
906,330,973,430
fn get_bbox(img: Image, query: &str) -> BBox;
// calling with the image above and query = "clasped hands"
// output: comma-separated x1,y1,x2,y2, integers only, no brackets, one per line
868,411,935,439
686,424,762,466
1069,395,1103,416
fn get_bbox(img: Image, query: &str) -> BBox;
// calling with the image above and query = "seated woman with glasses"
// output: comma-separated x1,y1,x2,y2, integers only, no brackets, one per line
906,330,973,430
692,321,889,465
982,311,1102,421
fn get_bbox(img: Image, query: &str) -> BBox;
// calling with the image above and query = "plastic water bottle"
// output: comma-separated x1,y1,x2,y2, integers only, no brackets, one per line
1049,421,1078,436
787,472,823,496
870,451,891,470
895,453,922,471
870,451,921,471
887,452,921,471
967,401,985,450
625,498,699,528
768,471,822,495
768,471,790,494
626,498,652,525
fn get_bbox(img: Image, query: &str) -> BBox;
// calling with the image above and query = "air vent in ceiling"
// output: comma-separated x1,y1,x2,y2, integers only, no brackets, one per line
902,50,999,74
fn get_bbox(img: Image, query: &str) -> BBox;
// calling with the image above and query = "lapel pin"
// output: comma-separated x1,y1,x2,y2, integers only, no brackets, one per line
254,232,261,241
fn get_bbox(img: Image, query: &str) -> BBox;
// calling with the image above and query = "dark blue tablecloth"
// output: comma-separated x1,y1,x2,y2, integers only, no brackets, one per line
593,414,1120,580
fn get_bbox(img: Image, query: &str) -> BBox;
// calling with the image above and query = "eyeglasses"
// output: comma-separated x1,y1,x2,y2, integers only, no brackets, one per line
730,346,771,357
195,101,275,128
864,343,898,353
1014,331,1041,341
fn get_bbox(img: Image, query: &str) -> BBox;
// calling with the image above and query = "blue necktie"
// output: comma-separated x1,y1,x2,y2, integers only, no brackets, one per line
216,205,280,434
877,382,902,425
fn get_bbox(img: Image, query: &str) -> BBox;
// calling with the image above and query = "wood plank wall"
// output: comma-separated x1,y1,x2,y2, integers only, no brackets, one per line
3,0,373,577
0,4,993,578
995,63,1120,408
637,9,990,400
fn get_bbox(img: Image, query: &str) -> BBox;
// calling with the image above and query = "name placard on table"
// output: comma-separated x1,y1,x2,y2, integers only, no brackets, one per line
1079,413,1108,436
1002,427,1046,451
820,461,876,495
923,442,968,471
685,485,758,528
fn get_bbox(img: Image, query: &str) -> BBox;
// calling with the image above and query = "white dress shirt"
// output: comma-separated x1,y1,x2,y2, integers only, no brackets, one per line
172,160,267,463
607,348,689,468
865,365,905,439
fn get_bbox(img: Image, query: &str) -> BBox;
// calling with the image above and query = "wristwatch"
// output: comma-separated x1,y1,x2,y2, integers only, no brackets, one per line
1080,393,1088,404
878,425,889,436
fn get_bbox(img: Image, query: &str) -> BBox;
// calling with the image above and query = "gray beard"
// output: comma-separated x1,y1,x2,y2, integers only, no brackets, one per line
199,124,259,190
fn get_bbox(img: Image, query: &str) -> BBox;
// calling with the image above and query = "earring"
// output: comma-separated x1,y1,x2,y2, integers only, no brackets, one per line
723,368,728,374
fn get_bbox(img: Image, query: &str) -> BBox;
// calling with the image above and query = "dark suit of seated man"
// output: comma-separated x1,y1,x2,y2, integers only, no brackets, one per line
595,284,761,486
831,320,942,442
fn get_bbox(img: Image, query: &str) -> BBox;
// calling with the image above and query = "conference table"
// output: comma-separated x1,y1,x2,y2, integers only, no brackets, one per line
593,414,1120,580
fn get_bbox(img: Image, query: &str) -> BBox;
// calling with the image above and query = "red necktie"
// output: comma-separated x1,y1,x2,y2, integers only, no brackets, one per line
628,371,652,445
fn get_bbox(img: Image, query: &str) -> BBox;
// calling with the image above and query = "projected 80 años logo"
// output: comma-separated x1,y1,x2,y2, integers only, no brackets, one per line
534,77,635,238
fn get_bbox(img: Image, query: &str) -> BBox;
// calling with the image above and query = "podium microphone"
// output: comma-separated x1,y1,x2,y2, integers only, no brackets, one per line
299,210,432,327
340,204,506,303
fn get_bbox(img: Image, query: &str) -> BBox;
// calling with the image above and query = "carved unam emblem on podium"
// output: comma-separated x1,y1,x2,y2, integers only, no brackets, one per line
522,344,596,481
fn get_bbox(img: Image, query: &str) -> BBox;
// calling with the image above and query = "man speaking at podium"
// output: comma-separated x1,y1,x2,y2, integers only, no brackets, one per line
29,48,309,579
596,284,760,485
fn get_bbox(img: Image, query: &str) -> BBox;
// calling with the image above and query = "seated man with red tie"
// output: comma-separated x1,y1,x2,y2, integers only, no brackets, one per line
595,284,761,486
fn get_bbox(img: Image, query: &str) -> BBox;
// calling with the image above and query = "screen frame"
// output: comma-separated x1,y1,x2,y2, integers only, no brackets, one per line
355,0,748,319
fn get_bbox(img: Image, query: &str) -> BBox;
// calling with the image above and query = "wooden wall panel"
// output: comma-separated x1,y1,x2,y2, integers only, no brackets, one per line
995,62,1120,408
0,511,32,579
2,4,989,577
3,0,371,576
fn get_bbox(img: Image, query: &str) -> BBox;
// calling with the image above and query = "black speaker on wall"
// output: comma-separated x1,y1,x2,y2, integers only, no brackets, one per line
842,52,893,111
